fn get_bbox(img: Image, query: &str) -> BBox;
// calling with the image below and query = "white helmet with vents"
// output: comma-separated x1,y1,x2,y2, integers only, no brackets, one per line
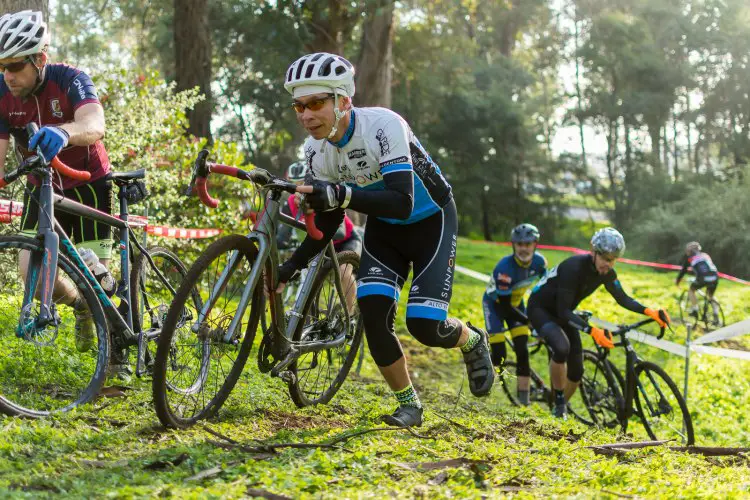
0,10,49,59
284,53,355,99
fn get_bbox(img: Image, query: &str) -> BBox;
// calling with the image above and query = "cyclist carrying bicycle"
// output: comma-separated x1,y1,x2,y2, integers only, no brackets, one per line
482,223,546,405
276,52,494,427
0,12,126,376
527,227,670,418
675,241,720,322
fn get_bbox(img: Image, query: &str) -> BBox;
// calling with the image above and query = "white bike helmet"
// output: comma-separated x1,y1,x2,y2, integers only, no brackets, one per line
284,53,355,98
284,53,355,140
0,11,49,59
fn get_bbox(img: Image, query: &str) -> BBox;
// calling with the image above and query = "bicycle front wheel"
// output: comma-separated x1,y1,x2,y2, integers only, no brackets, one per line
569,350,622,429
678,290,698,328
0,235,109,417
152,235,262,428
703,297,724,331
634,361,694,445
288,250,363,407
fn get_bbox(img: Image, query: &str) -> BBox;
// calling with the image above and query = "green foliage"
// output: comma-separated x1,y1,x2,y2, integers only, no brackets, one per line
630,171,750,278
1,239,750,496
95,69,256,256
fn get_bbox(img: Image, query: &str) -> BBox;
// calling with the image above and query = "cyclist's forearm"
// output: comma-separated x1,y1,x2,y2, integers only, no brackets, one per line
606,281,646,314
287,209,345,270
346,171,413,219
60,103,105,146
496,295,528,323
556,288,587,330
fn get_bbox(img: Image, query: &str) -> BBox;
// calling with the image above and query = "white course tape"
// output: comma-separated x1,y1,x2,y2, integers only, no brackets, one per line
455,265,490,283
455,264,750,361
691,345,750,361
690,318,750,345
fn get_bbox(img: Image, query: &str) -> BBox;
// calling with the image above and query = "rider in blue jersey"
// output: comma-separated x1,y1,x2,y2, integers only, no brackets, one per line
482,224,546,405
275,53,494,427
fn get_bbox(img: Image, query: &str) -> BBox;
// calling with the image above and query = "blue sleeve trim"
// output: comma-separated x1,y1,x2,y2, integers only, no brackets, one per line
381,163,412,175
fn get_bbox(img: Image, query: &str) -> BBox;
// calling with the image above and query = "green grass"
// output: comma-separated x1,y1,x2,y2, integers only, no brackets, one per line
2,238,750,497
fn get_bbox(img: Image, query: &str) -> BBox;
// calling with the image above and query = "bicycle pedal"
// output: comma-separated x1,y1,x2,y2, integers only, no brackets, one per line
277,370,296,385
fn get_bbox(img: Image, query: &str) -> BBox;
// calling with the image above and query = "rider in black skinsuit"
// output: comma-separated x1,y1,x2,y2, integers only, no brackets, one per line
527,227,671,418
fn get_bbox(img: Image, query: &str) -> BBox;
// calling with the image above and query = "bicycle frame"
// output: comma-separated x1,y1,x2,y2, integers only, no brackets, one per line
596,318,668,422
20,167,175,355
192,186,348,376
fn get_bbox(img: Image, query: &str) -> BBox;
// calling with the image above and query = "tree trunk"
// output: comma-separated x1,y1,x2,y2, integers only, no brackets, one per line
685,92,692,173
354,0,395,108
573,7,588,170
174,0,212,140
672,106,679,180
648,123,661,173
481,189,491,241
0,0,48,18
302,0,361,55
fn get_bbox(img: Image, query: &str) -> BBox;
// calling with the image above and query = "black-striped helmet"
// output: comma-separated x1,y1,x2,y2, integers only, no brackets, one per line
284,53,355,98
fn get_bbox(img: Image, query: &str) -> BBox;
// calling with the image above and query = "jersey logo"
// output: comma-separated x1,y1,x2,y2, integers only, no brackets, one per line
497,273,512,284
376,128,390,155
347,149,366,160
50,99,63,118
305,145,316,170
72,78,86,100
411,285,419,293
369,266,383,275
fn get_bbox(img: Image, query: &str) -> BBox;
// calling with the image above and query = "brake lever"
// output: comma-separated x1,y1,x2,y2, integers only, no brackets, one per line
186,149,210,196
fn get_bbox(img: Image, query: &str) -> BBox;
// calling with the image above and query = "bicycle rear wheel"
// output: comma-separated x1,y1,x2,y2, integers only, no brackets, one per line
499,361,548,407
131,246,201,375
569,350,622,428
0,235,109,417
152,235,262,428
634,361,694,445
288,250,363,407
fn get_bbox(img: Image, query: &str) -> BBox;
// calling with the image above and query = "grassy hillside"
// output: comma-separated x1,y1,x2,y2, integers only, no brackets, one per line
1,238,750,497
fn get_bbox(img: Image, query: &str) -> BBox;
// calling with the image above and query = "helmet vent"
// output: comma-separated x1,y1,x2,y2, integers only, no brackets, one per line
294,59,306,80
319,56,335,76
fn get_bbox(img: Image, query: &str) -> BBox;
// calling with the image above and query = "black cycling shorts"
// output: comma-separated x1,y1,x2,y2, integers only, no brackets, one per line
690,274,718,294
357,200,457,321
20,177,114,259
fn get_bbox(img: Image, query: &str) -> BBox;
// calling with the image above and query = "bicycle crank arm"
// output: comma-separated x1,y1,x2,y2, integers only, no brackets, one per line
270,346,300,377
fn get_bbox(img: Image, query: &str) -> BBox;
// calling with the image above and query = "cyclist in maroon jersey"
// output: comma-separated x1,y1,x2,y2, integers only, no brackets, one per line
0,11,126,377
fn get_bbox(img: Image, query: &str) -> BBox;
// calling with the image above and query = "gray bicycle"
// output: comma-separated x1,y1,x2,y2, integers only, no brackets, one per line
152,150,363,428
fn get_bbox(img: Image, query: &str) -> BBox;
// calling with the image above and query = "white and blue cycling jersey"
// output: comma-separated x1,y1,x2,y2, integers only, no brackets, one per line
305,107,453,225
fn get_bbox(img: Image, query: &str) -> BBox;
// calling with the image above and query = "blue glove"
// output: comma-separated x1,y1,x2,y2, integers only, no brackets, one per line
28,126,70,163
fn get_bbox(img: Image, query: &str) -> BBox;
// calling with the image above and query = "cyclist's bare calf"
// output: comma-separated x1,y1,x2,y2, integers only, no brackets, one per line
18,249,109,306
